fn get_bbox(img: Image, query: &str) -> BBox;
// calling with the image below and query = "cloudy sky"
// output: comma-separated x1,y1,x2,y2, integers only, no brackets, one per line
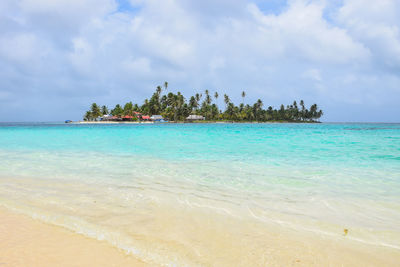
0,0,399,122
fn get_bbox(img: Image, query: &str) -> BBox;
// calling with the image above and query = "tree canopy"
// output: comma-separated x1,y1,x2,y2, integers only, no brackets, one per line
83,83,323,122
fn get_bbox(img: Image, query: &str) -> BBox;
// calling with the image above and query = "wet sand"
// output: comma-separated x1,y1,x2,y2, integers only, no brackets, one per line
1,206,399,267
0,208,148,267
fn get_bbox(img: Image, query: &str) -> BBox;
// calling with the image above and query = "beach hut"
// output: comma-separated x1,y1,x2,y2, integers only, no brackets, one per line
186,115,205,121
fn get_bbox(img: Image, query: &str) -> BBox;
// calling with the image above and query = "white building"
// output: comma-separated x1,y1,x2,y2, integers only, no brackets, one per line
186,114,205,121
150,115,164,121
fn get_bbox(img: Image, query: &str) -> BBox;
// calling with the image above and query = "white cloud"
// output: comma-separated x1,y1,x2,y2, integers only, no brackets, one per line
68,38,94,75
122,57,152,75
18,0,116,20
248,0,370,64
0,33,39,63
0,0,399,122
337,0,400,70
302,68,322,82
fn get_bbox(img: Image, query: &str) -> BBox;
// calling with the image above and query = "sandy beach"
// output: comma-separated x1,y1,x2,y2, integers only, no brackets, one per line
75,121,154,124
0,207,148,267
1,206,399,267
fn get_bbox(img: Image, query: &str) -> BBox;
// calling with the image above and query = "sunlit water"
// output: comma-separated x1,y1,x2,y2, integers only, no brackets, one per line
0,123,399,265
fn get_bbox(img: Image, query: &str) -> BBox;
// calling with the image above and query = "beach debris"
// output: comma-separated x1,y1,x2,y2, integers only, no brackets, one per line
343,229,348,236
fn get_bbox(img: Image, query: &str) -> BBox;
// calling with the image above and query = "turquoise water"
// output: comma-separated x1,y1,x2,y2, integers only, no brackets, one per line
0,123,400,264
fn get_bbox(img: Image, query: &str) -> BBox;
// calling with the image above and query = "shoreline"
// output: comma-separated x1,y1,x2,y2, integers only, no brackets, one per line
0,207,149,267
1,202,399,266
72,120,321,124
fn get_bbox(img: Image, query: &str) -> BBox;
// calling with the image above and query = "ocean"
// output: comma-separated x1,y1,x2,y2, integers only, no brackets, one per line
0,122,399,265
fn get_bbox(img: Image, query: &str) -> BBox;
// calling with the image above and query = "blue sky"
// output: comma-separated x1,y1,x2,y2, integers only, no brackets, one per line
0,0,399,122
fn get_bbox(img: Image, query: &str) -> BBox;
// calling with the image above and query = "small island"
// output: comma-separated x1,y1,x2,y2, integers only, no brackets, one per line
82,82,323,123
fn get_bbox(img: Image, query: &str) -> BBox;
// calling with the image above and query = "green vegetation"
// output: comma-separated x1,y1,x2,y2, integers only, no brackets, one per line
83,82,323,122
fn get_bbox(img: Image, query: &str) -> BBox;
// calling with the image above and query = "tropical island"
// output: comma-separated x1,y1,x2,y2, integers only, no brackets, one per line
82,82,323,123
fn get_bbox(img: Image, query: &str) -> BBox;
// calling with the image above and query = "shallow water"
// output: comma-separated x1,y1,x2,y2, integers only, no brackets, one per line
0,123,399,265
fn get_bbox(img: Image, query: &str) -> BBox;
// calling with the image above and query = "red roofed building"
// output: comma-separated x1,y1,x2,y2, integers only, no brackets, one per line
122,115,135,121
141,115,150,120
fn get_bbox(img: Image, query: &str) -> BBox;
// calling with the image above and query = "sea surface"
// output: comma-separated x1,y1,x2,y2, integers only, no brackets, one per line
0,122,399,265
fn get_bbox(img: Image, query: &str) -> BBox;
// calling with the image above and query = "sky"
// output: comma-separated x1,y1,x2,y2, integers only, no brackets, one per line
0,0,399,122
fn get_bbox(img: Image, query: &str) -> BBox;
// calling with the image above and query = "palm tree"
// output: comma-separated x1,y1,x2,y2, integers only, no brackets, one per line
256,99,263,109
292,101,299,121
164,81,168,92
156,85,162,95
175,92,185,121
214,92,219,115
309,104,320,121
124,101,134,116
255,99,263,121
194,93,201,112
84,111,92,121
101,105,108,115
317,110,323,121
300,100,305,121
111,104,123,117
90,103,101,119
205,90,211,105
166,93,178,121
226,102,236,120
167,92,175,107
142,99,150,115
224,94,230,111
189,96,197,111
241,91,246,104
195,93,201,103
